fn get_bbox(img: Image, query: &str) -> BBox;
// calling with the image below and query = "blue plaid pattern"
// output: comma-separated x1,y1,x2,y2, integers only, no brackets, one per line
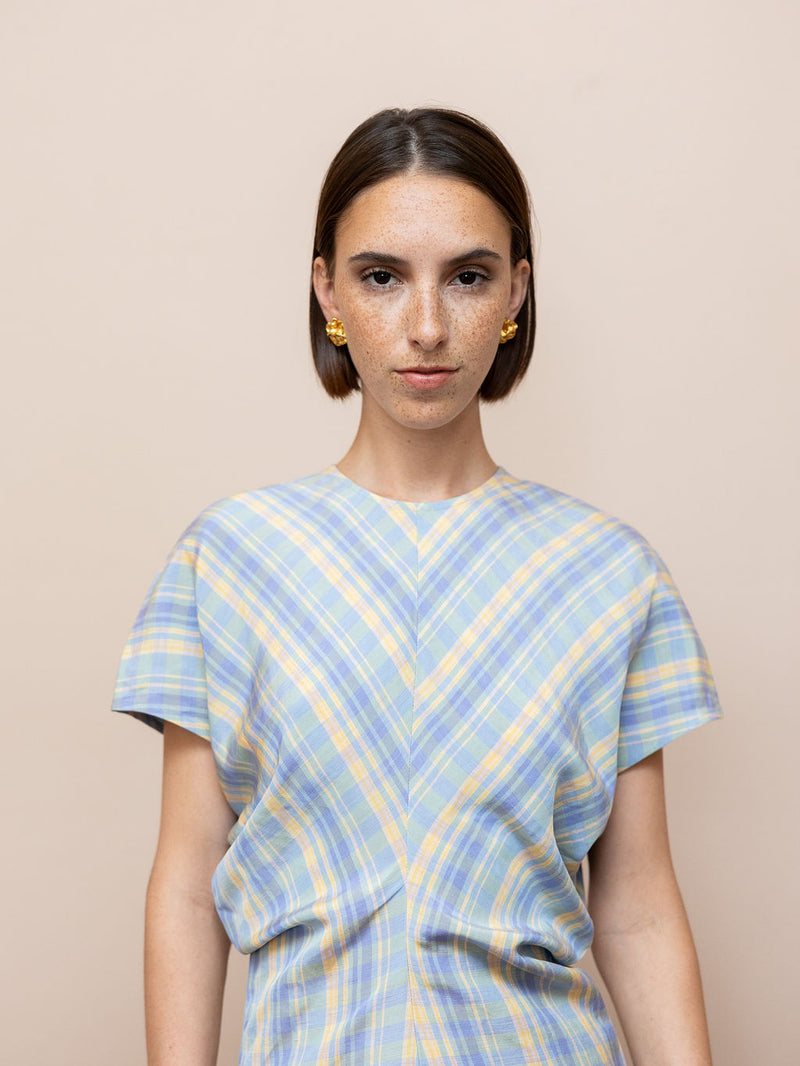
113,466,721,1065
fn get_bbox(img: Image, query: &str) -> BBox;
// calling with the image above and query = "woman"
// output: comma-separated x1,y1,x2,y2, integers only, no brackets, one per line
113,107,721,1065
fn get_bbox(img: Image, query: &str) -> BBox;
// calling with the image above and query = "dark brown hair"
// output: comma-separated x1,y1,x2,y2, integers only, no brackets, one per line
310,107,536,400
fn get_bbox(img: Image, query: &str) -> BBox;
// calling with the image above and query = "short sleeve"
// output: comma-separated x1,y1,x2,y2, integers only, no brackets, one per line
617,551,722,771
111,524,210,739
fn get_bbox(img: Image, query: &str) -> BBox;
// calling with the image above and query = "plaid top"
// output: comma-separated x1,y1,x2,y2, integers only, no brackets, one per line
113,466,721,1065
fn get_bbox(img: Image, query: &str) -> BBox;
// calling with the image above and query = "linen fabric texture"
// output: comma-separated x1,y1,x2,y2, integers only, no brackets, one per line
112,467,722,1065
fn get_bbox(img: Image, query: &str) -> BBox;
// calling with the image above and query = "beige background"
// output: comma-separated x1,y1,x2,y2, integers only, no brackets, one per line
2,1,797,1063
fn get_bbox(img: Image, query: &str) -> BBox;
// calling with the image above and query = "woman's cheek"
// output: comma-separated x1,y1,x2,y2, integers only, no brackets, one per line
455,301,504,358
347,301,394,343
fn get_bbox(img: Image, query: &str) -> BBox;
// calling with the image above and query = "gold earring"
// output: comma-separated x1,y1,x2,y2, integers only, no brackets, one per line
325,318,347,347
499,318,518,344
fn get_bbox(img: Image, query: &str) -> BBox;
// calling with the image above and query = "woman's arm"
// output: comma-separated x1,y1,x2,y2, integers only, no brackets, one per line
587,749,713,1066
144,721,237,1066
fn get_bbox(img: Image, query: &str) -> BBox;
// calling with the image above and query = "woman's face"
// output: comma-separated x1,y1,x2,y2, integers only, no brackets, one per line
313,171,530,434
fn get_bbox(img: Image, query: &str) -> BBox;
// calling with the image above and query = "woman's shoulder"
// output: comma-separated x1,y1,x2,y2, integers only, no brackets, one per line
496,470,664,578
168,468,350,550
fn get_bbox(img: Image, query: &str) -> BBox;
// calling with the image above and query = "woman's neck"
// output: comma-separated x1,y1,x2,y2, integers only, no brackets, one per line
335,401,497,503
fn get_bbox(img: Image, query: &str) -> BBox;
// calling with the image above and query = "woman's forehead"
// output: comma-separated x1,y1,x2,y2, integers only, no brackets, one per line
335,172,512,257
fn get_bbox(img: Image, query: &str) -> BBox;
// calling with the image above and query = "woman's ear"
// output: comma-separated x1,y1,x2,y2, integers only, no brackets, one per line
313,256,339,322
508,258,532,319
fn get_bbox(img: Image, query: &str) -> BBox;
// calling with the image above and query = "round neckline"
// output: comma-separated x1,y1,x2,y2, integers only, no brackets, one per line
324,464,509,509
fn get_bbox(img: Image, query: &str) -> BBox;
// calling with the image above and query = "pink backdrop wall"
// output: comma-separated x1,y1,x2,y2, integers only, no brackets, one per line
2,2,797,1061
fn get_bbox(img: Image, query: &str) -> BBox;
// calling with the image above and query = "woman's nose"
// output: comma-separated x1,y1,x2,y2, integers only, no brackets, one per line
407,287,448,350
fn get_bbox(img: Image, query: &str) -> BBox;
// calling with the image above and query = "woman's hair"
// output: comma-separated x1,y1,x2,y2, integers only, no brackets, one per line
310,107,536,401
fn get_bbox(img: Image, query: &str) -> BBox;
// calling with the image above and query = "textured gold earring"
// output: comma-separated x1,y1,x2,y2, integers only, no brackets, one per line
325,318,347,347
499,318,518,344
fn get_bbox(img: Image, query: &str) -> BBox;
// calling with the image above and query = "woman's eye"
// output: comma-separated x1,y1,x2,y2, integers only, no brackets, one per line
456,270,485,286
365,269,394,286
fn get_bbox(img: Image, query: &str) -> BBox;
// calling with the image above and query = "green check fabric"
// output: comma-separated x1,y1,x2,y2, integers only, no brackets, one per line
112,466,721,1065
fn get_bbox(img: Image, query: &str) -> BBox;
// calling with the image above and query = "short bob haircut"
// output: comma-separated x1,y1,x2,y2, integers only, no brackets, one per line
310,107,535,401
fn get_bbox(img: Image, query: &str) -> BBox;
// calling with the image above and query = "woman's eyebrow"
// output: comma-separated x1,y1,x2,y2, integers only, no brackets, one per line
347,247,504,267
446,247,503,266
348,251,407,267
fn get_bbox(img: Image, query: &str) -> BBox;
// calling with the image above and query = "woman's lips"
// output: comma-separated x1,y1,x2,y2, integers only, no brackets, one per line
396,367,457,390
